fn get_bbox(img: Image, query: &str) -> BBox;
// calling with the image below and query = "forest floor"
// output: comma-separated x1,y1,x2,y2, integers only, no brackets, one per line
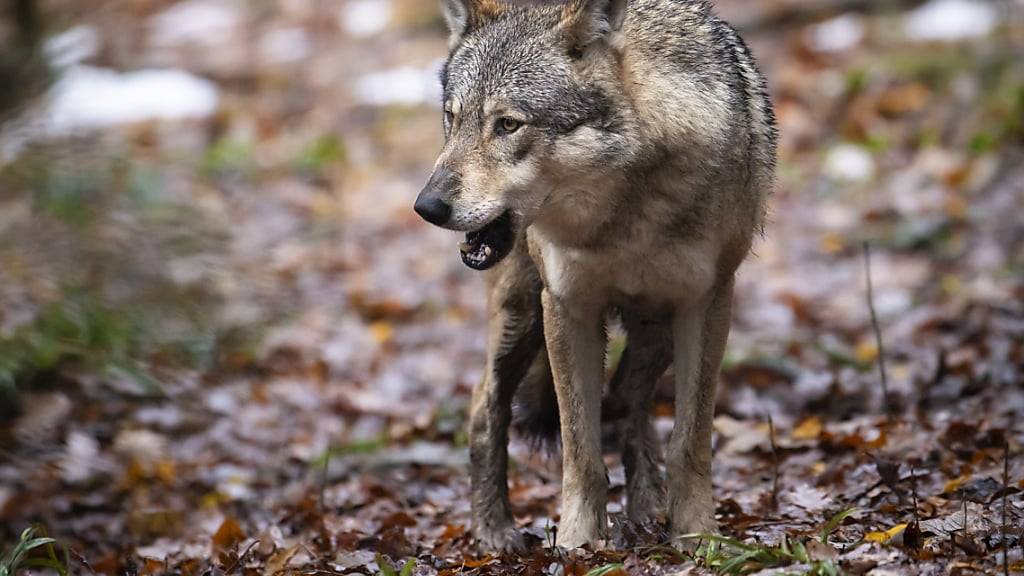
1,0,1023,574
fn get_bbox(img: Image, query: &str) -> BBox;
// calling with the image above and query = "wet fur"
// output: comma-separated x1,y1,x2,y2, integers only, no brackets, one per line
429,0,777,552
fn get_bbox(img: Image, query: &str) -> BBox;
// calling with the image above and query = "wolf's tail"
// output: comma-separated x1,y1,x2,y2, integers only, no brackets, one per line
512,350,561,447
511,344,641,450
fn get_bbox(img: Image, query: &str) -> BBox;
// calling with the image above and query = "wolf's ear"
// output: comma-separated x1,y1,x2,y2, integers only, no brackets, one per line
559,0,628,56
441,0,506,48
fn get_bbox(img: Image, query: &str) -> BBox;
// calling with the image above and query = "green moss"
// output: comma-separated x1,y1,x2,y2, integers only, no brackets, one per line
293,135,347,178
203,138,255,178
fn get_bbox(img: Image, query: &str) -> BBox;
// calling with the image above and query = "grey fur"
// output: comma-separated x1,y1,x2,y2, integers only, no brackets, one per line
420,0,777,552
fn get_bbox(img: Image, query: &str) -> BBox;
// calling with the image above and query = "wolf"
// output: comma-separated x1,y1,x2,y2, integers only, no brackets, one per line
414,0,777,552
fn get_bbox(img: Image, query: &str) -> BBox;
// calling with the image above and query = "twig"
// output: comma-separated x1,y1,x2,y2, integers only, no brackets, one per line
962,489,968,541
1003,441,1010,576
863,242,891,421
319,446,332,513
910,463,919,525
901,462,922,550
225,540,260,574
548,518,564,561
67,548,97,576
768,414,779,511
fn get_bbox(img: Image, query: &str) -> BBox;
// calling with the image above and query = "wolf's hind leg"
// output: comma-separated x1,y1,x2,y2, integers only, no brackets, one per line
470,249,545,554
608,313,672,525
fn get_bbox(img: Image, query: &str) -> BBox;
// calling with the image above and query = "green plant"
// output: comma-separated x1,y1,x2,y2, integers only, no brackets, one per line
375,554,415,576
293,135,347,178
0,293,158,398
585,563,625,576
310,436,390,468
202,138,255,178
686,509,857,576
0,526,69,576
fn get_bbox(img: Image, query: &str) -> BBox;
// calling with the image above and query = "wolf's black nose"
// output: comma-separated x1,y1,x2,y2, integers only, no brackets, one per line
416,167,459,226
414,194,452,226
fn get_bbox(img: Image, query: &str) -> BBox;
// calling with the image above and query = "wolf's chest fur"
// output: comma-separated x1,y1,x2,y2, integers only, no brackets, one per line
528,176,721,311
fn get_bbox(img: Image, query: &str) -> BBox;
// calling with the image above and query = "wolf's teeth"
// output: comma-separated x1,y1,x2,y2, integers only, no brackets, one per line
483,246,493,257
459,242,473,254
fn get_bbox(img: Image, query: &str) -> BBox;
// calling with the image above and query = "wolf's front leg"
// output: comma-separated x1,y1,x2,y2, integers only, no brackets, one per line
469,316,541,552
666,281,734,542
542,289,608,549
470,262,545,553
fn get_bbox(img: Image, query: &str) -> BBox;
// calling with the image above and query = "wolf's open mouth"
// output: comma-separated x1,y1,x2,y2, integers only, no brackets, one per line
459,211,514,271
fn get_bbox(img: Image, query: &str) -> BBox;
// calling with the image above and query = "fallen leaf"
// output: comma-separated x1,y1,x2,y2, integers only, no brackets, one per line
877,83,930,117
792,416,823,441
461,555,498,569
943,475,971,494
212,517,246,564
370,321,394,344
864,523,907,544
805,539,839,561
786,484,832,513
855,341,879,364
264,545,300,576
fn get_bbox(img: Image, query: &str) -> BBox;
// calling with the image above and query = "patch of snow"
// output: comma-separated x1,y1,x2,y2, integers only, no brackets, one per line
341,0,393,37
806,14,864,53
259,27,311,64
904,0,997,42
46,66,219,133
61,431,103,484
876,288,913,317
45,25,99,68
824,144,875,183
149,0,243,47
353,62,443,107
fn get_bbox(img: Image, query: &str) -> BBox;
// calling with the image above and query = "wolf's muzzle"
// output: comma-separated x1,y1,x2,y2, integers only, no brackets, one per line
415,167,459,226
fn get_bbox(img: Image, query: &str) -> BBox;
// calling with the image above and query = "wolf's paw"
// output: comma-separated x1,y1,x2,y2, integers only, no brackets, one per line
669,499,717,550
475,524,527,555
557,505,607,550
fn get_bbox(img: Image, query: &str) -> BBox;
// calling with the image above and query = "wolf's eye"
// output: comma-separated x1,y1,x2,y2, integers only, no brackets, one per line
495,117,523,136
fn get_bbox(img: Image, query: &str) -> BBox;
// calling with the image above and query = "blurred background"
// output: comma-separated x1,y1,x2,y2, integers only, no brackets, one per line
0,0,1022,574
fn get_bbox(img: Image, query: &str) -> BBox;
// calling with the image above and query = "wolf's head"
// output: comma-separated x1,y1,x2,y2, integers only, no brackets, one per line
415,0,633,270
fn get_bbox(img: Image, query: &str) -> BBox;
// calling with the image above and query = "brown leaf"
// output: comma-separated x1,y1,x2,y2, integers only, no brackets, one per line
376,525,415,559
381,511,418,530
903,521,922,551
212,517,247,564
877,83,930,117
792,416,823,441
139,559,165,576
263,544,300,576
805,539,838,561
460,555,498,569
